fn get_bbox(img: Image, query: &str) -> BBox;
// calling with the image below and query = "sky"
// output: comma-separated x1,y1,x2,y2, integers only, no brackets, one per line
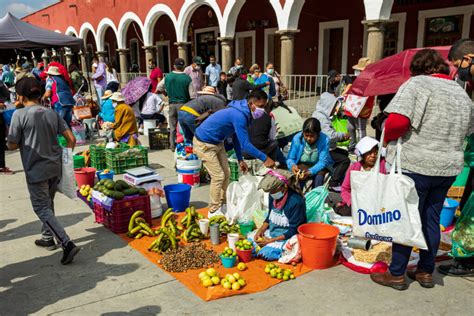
0,0,58,18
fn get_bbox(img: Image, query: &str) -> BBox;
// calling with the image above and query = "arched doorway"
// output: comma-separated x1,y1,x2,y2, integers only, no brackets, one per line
186,5,220,65
125,21,145,73
103,27,119,69
152,15,178,73
85,30,97,71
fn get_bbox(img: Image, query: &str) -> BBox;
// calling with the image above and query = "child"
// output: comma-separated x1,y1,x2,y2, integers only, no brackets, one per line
287,118,333,189
217,72,228,101
335,136,387,216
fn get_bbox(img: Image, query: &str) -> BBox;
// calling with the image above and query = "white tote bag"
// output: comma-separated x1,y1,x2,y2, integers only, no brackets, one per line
226,175,262,224
350,136,427,249
57,148,77,199
344,94,368,118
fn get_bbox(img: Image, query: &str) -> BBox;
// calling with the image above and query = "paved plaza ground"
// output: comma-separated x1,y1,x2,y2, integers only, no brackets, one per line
1,139,473,315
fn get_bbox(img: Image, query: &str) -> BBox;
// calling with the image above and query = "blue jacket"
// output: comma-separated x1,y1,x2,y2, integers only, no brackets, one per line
286,131,333,176
99,98,115,122
254,74,276,99
195,99,267,162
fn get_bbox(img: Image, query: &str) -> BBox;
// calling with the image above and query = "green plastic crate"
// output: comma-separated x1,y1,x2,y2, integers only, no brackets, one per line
73,155,85,169
105,146,149,174
453,166,470,187
90,143,129,170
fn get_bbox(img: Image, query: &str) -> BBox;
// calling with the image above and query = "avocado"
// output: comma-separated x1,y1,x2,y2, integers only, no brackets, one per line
114,182,123,191
105,181,115,190
138,188,147,196
114,191,125,200
115,180,130,190
123,188,139,196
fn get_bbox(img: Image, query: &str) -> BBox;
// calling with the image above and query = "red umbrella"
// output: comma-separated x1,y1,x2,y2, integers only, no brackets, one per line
349,46,456,97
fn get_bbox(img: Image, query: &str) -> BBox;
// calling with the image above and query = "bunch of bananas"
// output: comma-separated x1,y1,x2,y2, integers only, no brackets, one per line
161,208,182,236
148,227,179,253
209,215,226,225
219,220,240,235
181,223,205,242
180,206,204,229
127,210,155,239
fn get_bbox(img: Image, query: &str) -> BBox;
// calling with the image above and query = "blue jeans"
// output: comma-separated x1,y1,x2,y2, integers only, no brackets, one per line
95,85,104,101
389,173,455,276
54,104,72,127
178,110,197,143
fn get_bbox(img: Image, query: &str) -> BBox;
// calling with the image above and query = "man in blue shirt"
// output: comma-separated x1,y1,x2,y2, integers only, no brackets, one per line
194,90,275,215
205,55,221,88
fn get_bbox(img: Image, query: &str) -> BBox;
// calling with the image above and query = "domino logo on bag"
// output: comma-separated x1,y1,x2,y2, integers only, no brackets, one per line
357,208,402,226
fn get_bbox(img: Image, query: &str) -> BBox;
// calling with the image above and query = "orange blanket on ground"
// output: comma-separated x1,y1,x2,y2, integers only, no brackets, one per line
120,208,313,301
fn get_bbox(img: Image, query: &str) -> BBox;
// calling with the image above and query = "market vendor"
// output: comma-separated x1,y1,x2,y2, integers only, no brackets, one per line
252,169,307,261
178,86,227,142
335,136,387,216
111,92,139,146
287,118,333,189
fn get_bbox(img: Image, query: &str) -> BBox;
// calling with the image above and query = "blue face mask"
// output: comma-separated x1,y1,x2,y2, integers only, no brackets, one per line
270,191,284,200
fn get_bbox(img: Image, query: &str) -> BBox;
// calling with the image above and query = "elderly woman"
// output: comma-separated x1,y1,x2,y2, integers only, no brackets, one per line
111,92,139,146
370,49,473,290
252,169,307,261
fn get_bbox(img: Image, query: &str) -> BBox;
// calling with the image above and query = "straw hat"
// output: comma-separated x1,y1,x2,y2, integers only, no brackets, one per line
101,90,113,99
197,86,216,95
46,66,61,76
110,92,125,102
352,57,371,71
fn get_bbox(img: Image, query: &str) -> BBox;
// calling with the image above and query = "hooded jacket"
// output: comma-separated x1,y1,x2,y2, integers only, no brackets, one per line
312,92,346,150
195,99,267,162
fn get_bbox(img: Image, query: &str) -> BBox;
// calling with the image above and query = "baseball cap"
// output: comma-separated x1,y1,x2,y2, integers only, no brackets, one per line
15,77,42,99
174,58,185,67
192,56,204,65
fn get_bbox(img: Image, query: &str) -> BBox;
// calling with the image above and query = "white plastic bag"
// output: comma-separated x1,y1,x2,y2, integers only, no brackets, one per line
278,235,301,264
351,136,427,249
226,175,262,224
57,148,77,199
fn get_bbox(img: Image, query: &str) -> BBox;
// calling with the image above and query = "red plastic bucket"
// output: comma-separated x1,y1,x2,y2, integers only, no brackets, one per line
74,167,96,188
236,248,253,263
298,223,339,269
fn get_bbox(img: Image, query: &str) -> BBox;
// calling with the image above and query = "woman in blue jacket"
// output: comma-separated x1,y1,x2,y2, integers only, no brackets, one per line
286,118,333,188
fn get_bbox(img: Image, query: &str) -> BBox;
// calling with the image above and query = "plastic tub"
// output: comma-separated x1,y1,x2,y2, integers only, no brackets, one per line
143,119,157,137
164,183,191,212
96,170,115,181
74,167,96,188
238,220,255,237
298,223,339,270
440,198,460,228
236,248,253,263
220,255,237,268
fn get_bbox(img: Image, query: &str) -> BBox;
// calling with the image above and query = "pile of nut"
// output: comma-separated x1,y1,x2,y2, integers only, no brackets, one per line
160,243,220,272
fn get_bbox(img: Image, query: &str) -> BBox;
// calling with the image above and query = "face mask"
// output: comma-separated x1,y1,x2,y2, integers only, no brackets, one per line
236,65,242,69
271,191,284,200
252,107,265,120
194,65,201,71
354,70,361,76
252,74,258,80
112,102,118,108
148,65,153,70
211,61,216,65
458,61,473,81
267,69,274,75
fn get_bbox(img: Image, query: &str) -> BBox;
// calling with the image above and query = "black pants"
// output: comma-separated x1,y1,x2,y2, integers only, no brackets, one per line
0,115,5,168
141,113,166,123
329,148,350,186
106,81,120,92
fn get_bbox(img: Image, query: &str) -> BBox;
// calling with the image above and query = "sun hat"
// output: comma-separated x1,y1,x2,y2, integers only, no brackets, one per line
46,66,61,76
197,86,216,95
352,57,371,71
355,136,379,157
110,92,125,102
101,90,113,99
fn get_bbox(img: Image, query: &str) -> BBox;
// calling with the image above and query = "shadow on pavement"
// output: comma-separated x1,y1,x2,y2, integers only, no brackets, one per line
0,212,90,242
0,219,17,230
0,227,140,315
101,305,162,315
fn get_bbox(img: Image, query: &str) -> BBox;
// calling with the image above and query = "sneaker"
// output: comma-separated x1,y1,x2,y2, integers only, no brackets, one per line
61,242,80,265
34,239,58,251
138,127,144,134
0,167,14,175
208,207,225,219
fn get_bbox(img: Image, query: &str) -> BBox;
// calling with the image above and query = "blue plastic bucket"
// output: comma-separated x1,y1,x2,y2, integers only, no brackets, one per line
2,109,15,125
164,183,191,212
220,255,237,268
440,198,459,228
96,170,115,181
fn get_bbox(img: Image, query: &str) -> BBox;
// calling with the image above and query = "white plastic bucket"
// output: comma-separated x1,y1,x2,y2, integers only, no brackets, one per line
143,119,157,137
176,159,201,187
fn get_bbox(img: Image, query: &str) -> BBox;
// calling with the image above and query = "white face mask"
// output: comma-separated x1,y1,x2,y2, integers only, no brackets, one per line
354,70,361,76
270,191,285,200
112,102,118,108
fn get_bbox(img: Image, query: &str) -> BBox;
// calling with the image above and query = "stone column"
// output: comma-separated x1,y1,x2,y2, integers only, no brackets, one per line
65,48,74,70
117,49,129,85
96,51,107,63
277,30,299,83
363,20,386,63
143,46,157,76
79,51,87,75
42,49,51,66
218,37,234,73
175,42,190,65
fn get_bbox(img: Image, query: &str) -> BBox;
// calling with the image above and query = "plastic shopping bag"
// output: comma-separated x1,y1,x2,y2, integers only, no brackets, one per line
305,186,330,223
57,148,77,199
351,137,427,249
279,235,302,264
226,175,262,224
451,193,474,258
332,116,350,147
344,94,368,118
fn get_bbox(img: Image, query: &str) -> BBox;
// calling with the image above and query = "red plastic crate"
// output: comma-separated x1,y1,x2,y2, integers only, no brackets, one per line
93,195,152,233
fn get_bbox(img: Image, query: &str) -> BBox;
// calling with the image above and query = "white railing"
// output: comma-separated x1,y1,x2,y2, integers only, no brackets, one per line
119,72,147,83
280,75,330,118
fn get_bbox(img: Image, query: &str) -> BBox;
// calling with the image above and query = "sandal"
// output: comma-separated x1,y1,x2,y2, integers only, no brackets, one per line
438,262,474,277
0,167,14,175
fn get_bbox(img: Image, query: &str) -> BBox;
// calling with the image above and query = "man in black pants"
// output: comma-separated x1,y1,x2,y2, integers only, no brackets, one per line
312,92,350,190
